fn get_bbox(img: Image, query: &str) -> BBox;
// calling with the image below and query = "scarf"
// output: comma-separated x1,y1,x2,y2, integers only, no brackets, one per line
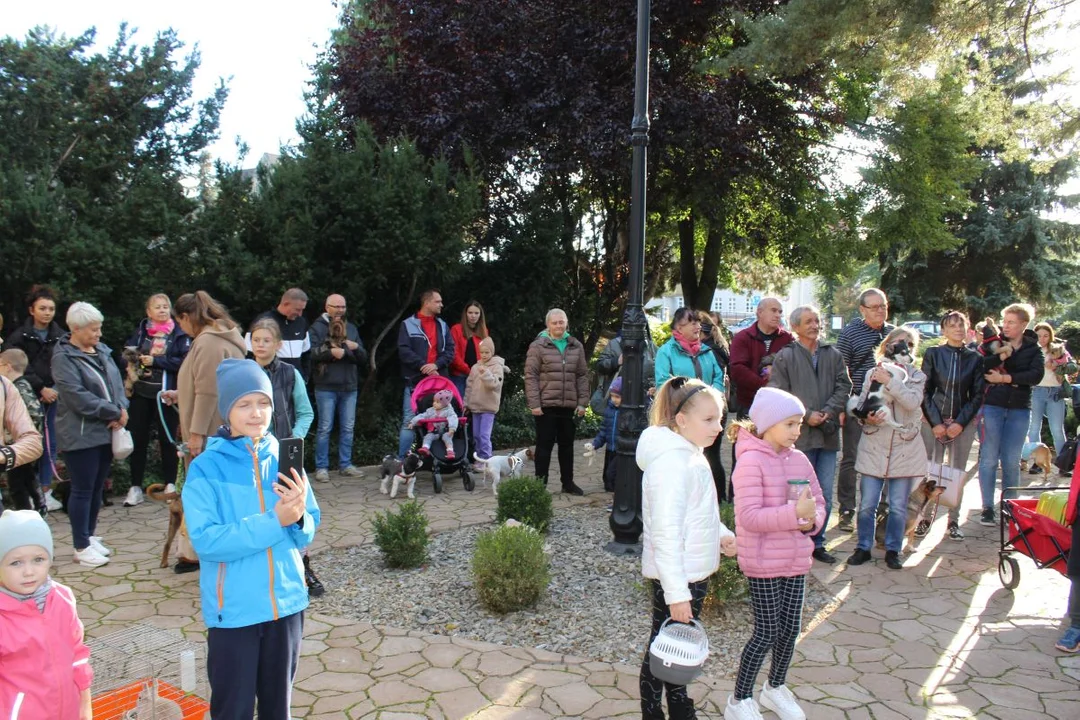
673,330,702,357
0,576,53,613
148,319,175,336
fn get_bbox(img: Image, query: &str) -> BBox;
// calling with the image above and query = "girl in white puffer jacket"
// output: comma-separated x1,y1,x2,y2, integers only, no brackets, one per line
637,376,736,720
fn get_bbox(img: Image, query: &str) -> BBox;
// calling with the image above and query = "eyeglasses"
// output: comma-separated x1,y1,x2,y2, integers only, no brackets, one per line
862,303,888,311
327,305,347,310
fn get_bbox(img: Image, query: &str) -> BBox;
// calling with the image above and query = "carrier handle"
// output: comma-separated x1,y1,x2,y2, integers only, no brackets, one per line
657,618,709,648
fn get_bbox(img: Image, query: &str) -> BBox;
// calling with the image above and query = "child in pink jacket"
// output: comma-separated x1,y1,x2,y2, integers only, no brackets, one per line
725,387,825,720
0,509,93,719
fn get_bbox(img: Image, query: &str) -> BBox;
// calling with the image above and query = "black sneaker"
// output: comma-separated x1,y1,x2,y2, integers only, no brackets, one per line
885,550,903,570
562,483,584,496
847,548,872,565
948,523,964,541
837,510,855,532
812,547,837,564
174,560,200,574
913,519,930,537
304,557,326,598
1029,465,1044,475
979,508,996,526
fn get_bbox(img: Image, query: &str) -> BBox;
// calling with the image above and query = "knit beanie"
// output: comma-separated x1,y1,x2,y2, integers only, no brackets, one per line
216,358,273,420
479,337,495,355
609,377,623,394
434,389,454,406
748,387,806,435
0,509,53,561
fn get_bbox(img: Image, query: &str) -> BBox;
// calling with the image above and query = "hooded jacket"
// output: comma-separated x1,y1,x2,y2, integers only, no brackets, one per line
654,337,725,391
853,364,928,479
767,340,852,451
309,314,367,392
524,334,589,410
176,325,246,441
980,329,1045,409
731,428,825,579
638,425,734,602
183,432,320,629
1,376,43,472
464,354,506,414
0,582,93,720
50,337,128,453
2,319,65,395
398,314,454,386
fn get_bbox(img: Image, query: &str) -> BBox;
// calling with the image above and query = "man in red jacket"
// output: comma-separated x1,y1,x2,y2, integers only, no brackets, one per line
729,298,794,419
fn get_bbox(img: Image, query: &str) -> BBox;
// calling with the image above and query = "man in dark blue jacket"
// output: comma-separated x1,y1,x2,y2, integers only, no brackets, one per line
397,290,454,458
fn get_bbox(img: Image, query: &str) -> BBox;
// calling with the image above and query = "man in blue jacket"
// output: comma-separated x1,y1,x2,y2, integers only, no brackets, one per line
397,289,455,458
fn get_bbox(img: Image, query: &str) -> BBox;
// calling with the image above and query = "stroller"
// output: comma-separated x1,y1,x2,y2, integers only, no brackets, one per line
408,375,474,494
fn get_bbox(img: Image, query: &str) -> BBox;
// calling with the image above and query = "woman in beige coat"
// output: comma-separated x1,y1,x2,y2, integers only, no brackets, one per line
847,328,926,570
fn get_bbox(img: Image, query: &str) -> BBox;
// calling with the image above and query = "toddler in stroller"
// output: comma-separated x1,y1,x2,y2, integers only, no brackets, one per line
410,389,458,459
408,377,474,493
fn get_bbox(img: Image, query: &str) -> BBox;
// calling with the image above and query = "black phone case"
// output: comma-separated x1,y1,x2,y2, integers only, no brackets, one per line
278,438,304,483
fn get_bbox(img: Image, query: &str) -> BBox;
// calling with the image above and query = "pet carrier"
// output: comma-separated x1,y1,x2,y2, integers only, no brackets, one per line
648,618,710,685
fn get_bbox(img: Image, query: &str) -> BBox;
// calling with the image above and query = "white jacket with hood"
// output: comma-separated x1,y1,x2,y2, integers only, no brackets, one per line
637,425,735,603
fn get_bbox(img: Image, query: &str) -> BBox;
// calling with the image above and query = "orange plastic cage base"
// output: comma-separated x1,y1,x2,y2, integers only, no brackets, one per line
92,679,209,720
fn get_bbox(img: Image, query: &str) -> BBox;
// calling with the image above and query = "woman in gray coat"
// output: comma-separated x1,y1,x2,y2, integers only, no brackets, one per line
51,302,128,568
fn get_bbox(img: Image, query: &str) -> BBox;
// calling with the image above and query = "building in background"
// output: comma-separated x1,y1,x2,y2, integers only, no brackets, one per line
646,277,821,329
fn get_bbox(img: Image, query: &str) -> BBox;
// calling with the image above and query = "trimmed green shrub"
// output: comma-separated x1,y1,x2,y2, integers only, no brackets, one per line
372,500,430,568
472,524,550,613
495,474,554,533
707,502,747,607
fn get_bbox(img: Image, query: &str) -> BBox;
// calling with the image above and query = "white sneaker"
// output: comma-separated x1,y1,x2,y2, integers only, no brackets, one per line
44,489,63,512
89,536,112,557
73,546,110,568
725,695,764,720
164,483,177,495
123,486,145,507
759,681,805,720
339,465,365,478
314,469,331,483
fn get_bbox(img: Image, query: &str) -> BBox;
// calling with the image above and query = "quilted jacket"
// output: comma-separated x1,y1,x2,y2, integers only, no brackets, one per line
524,334,589,410
731,428,825,579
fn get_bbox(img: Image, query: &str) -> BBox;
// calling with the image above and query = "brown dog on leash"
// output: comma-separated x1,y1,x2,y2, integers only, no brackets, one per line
1027,442,1054,476
146,483,183,568
875,478,945,553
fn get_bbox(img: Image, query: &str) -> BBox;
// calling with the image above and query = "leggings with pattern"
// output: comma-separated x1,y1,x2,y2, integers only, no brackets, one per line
640,578,709,720
733,575,806,700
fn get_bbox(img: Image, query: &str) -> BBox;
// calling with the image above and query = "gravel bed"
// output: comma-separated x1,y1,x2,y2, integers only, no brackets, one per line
311,504,836,678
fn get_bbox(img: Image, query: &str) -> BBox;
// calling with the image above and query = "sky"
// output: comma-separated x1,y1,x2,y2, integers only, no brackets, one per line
1,0,342,165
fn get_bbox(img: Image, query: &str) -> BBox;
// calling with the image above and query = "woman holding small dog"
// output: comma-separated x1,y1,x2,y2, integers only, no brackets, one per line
978,303,1045,526
1026,322,1072,473
847,327,927,570
122,294,190,508
918,311,984,542
638,377,736,720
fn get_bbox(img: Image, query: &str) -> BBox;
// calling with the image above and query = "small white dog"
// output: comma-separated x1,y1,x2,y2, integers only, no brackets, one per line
473,452,524,494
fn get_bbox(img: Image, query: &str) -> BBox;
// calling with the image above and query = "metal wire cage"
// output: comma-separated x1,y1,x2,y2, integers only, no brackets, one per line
87,624,210,720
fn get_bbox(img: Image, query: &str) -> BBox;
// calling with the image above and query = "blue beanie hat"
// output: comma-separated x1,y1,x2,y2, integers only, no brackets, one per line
216,358,273,421
609,377,623,394
0,509,53,561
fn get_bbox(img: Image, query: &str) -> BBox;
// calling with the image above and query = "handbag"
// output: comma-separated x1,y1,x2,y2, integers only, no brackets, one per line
928,439,967,509
112,427,134,460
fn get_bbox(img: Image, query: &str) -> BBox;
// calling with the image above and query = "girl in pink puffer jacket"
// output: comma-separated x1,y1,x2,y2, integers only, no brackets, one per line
725,387,825,720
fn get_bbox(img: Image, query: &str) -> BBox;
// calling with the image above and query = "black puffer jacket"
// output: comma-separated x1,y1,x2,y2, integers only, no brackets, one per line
2,319,65,394
921,344,985,428
980,330,1044,409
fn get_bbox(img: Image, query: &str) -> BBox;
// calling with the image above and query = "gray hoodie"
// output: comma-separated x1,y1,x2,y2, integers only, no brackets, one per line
51,336,128,452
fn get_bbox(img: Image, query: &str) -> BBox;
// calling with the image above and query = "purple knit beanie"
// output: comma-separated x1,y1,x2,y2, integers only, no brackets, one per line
609,377,623,394
748,387,806,434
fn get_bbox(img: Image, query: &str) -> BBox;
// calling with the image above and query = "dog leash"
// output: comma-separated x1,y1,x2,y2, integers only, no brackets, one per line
156,391,189,457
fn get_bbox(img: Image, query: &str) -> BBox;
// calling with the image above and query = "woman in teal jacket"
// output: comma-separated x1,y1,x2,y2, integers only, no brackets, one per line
655,307,725,391
184,359,319,720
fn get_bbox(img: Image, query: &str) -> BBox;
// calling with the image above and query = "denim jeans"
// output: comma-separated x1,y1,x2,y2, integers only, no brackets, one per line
856,475,915,553
314,390,357,470
803,448,837,549
472,412,494,459
398,386,417,459
1028,385,1067,457
979,405,1030,507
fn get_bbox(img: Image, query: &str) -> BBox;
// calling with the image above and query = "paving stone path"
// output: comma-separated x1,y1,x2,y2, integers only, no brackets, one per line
51,447,1079,719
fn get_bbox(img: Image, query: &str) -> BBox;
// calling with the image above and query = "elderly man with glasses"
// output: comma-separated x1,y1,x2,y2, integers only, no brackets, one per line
835,288,896,531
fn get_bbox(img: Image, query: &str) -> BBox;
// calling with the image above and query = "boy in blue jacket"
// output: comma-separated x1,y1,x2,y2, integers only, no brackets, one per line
183,358,320,720
587,377,622,494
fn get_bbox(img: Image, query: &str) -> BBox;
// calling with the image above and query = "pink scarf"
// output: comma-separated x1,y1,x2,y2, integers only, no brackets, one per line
148,319,175,336
674,330,702,357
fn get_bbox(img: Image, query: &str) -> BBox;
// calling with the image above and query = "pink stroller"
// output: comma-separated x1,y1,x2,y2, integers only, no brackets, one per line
409,375,474,493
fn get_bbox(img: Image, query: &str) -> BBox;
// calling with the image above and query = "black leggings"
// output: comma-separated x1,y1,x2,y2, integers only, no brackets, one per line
533,407,576,487
734,575,806,699
128,392,180,488
640,578,709,720
5,464,45,512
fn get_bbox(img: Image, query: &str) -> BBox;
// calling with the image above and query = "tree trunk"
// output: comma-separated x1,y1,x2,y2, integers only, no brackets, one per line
678,214,697,307
360,271,418,403
694,218,725,311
